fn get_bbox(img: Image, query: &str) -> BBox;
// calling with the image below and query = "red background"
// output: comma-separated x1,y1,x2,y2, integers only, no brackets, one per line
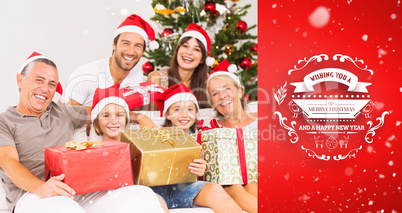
258,0,401,212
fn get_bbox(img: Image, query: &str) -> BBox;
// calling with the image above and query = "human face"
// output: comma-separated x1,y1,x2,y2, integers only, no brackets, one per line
177,37,203,72
208,78,243,117
166,101,197,133
113,32,145,72
17,62,58,117
97,103,127,140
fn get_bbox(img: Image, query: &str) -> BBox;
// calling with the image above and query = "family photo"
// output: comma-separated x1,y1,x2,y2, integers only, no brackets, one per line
0,0,258,212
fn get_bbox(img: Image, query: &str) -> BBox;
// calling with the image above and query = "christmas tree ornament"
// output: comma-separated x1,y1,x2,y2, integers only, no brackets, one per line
224,44,234,56
245,94,250,101
239,57,252,70
203,2,217,14
211,10,220,18
161,28,173,37
142,61,155,74
236,20,248,33
250,44,258,52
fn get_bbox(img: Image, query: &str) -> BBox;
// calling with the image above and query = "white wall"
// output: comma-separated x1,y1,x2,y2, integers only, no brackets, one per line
0,0,257,112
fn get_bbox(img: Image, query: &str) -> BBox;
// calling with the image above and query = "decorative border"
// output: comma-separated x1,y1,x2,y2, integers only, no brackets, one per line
301,145,363,161
301,146,330,161
333,54,374,75
288,54,374,75
365,111,390,143
274,111,299,143
333,146,363,160
288,54,329,75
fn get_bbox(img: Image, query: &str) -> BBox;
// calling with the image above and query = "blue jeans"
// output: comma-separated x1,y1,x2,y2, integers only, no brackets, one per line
151,181,209,209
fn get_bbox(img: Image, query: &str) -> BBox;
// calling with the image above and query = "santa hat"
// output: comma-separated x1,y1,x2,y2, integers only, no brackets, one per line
17,51,63,95
208,59,240,84
179,23,215,66
156,83,199,117
91,84,130,122
114,14,159,50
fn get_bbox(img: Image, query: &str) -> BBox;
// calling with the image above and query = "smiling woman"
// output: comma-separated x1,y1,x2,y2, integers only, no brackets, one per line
147,23,212,109
202,59,258,213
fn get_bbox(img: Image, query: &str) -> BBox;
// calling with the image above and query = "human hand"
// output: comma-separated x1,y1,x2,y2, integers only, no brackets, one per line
188,159,206,177
34,174,75,199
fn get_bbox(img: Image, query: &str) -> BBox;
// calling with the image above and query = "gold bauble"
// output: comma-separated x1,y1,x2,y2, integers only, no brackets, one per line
224,44,234,56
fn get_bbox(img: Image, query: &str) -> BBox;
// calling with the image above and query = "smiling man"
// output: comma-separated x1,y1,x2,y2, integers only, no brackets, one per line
0,52,164,213
61,14,159,141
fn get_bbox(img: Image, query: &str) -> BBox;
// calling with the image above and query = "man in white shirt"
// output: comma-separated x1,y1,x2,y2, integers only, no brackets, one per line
61,14,159,141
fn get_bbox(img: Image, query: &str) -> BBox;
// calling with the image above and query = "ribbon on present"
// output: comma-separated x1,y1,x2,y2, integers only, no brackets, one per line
197,119,223,145
236,128,249,185
66,141,104,151
143,127,178,147
123,81,165,109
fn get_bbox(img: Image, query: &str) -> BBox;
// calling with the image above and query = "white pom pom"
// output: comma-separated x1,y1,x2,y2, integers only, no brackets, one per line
228,64,237,73
206,57,215,66
149,41,159,50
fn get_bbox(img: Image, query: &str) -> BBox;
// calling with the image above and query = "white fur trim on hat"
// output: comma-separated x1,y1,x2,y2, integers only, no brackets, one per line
179,31,208,54
114,26,149,43
209,71,241,85
17,55,47,74
91,97,130,122
163,92,199,116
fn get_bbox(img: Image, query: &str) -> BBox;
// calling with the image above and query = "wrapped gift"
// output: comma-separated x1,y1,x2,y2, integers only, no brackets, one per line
121,127,201,186
195,128,258,185
122,81,165,109
44,140,133,195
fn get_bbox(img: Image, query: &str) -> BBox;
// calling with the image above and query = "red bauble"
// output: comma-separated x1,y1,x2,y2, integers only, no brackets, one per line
203,2,217,14
236,20,248,33
161,28,173,37
250,44,258,52
210,10,220,17
239,57,252,70
142,61,155,74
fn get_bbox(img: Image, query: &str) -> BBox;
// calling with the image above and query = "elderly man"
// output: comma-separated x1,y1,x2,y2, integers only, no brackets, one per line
0,52,164,213
61,14,159,141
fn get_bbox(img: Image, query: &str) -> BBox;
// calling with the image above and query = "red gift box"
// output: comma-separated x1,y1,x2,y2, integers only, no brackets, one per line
44,140,133,195
122,81,165,110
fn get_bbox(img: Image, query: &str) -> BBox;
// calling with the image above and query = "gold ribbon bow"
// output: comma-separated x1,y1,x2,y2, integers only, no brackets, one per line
65,141,104,151
143,127,178,147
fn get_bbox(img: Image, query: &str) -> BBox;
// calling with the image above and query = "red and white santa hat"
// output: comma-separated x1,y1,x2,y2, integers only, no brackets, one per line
114,14,159,50
17,51,63,95
208,59,240,84
179,23,215,66
156,83,199,117
91,84,130,122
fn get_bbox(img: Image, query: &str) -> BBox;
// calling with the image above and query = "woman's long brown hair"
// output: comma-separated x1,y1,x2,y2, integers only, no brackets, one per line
167,37,210,108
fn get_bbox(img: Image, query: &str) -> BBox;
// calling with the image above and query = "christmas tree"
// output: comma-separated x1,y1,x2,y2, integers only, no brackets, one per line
143,0,258,101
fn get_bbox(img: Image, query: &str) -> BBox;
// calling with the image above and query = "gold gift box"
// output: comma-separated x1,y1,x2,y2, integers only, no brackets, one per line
121,127,201,186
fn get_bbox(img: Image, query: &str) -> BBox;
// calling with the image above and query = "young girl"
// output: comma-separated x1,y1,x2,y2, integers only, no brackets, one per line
203,59,258,213
147,23,214,109
152,83,243,212
89,86,165,213
91,84,242,212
